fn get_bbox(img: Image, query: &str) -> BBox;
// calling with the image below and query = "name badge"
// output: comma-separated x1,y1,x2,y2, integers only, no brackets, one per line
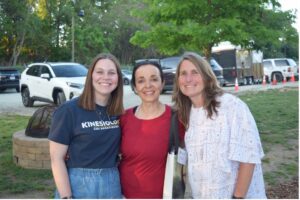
177,147,187,165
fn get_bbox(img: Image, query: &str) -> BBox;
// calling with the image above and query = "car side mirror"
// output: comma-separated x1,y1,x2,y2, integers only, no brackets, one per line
41,73,50,80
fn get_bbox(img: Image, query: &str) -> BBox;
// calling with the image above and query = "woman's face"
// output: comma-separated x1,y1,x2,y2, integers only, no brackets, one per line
178,59,205,100
92,58,118,100
134,64,163,103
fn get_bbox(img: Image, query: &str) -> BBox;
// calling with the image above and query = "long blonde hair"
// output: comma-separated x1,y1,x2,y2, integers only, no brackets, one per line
172,52,223,129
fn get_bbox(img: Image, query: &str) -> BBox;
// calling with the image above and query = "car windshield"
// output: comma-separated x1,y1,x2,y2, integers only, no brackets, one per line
51,64,88,77
263,61,272,68
287,59,297,66
160,57,181,69
210,59,222,71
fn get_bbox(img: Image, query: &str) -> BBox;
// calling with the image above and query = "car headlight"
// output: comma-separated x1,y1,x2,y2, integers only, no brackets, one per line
66,82,84,89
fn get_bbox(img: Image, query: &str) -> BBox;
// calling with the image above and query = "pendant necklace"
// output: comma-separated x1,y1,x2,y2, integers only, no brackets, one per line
96,108,111,121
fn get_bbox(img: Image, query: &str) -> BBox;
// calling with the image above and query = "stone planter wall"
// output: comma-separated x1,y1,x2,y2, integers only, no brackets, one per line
13,130,51,169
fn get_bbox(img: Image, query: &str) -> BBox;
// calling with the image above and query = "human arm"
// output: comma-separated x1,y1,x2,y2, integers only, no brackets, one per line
49,141,72,198
227,96,265,198
233,162,255,198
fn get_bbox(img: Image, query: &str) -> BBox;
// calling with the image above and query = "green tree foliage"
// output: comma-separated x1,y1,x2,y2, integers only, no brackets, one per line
0,0,31,65
130,0,298,59
0,0,112,65
0,1,298,66
99,0,162,65
259,8,298,59
69,0,109,65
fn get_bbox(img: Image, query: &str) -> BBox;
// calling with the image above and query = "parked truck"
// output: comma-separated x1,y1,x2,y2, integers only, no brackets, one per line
212,42,264,85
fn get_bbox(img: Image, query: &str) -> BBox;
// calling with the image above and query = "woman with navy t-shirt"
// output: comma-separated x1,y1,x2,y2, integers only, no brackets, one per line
48,53,124,199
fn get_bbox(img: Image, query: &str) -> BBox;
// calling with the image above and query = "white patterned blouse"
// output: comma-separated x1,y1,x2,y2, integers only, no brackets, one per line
185,93,266,199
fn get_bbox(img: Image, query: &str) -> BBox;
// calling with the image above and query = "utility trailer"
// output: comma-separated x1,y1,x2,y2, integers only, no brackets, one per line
212,43,264,85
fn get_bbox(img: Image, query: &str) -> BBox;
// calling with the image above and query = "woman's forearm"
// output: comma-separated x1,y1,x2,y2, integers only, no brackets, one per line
49,141,71,198
233,163,255,198
51,158,72,198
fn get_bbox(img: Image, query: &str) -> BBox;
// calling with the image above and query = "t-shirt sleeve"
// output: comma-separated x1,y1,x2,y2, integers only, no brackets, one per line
48,105,73,145
228,98,265,164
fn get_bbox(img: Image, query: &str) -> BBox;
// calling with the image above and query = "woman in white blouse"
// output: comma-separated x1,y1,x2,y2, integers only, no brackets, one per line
172,52,266,199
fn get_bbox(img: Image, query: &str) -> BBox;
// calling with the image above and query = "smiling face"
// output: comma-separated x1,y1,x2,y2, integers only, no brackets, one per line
92,58,118,102
178,59,205,104
134,64,164,103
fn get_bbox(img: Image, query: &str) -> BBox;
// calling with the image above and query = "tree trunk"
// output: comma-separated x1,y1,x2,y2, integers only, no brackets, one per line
203,43,213,59
9,31,25,66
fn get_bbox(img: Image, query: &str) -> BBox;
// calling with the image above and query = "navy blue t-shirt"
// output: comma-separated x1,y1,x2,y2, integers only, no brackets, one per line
48,98,121,169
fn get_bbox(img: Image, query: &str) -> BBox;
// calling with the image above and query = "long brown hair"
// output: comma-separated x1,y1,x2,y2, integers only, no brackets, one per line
172,52,223,129
78,53,124,116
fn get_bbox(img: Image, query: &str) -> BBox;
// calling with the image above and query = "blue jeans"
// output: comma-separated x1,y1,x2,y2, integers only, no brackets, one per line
54,167,122,199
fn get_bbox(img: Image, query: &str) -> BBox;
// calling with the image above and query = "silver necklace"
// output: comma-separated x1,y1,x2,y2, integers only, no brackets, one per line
96,109,111,121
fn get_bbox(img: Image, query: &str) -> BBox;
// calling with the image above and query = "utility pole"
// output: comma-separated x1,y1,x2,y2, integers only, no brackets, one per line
71,14,75,62
71,0,84,62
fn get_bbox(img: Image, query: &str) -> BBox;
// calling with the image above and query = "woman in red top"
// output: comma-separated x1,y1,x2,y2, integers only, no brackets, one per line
119,60,184,198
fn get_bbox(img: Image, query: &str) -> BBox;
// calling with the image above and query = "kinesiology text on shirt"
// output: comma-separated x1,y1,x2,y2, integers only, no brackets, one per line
81,119,119,131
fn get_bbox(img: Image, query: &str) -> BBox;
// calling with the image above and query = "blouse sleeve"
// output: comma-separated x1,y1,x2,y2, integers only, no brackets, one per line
228,97,265,164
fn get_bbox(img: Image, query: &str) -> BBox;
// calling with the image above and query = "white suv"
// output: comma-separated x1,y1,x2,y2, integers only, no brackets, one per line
263,58,299,82
20,62,87,107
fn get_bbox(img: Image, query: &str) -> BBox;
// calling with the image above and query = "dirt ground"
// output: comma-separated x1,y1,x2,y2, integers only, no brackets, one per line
262,141,298,181
262,137,298,199
266,176,298,199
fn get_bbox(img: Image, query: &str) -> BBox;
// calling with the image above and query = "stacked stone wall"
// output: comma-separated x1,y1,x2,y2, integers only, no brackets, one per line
13,130,50,169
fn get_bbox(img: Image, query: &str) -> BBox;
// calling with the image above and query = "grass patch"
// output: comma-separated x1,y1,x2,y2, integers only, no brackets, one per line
240,88,299,186
240,89,298,138
279,162,298,176
264,170,290,186
240,89,298,145
0,115,54,196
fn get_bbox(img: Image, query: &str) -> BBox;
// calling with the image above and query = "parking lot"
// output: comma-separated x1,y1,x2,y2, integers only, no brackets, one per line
0,82,298,116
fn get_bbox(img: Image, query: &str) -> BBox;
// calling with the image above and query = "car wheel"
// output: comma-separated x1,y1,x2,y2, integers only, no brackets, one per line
56,91,66,105
124,79,129,85
0,88,5,92
276,73,283,82
16,87,20,93
21,88,34,107
272,72,283,82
